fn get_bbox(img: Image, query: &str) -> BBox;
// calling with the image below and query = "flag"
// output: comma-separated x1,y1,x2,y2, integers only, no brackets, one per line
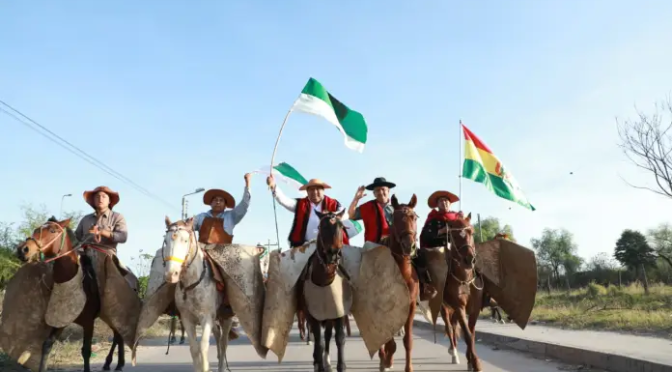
252,162,308,189
343,219,363,239
461,123,535,211
291,77,368,152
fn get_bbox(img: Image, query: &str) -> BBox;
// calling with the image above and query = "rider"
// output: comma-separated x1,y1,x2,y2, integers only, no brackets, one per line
75,185,128,255
266,175,349,247
192,172,253,318
417,190,462,301
347,177,395,244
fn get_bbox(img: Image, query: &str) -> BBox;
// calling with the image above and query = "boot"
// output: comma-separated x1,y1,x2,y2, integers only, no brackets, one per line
418,267,438,301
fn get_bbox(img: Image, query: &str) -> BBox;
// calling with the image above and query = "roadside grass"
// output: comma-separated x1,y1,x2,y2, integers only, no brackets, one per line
0,313,174,370
529,282,672,336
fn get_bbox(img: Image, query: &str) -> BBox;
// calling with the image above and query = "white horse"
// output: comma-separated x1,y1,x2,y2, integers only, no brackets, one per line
162,217,233,372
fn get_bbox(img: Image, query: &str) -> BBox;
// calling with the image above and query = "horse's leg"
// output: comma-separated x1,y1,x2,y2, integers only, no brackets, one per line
198,317,214,372
457,307,481,372
344,314,351,337
170,316,177,343
38,327,62,372
323,320,332,370
297,309,307,341
81,317,95,372
379,339,396,372
218,318,233,372
212,322,223,371
309,315,325,372
102,335,117,371
182,316,200,372
403,286,417,372
334,317,347,372
442,305,460,364
180,318,186,344
114,331,126,371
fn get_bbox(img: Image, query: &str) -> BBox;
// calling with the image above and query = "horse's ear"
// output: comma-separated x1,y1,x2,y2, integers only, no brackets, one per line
165,216,172,227
408,194,417,209
59,218,72,228
391,194,399,208
465,212,472,223
336,209,346,220
185,217,194,229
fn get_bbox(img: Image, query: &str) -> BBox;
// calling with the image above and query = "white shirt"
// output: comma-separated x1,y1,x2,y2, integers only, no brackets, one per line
272,186,347,242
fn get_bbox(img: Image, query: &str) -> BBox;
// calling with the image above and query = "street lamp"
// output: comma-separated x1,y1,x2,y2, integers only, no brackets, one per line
60,193,72,219
181,188,206,219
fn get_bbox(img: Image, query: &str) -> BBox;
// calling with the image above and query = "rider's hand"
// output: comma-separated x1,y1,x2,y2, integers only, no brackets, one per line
354,185,367,200
244,172,252,187
266,175,276,190
437,226,448,235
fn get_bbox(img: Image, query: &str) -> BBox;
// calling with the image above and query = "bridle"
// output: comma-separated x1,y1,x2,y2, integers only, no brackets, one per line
314,212,351,281
390,206,418,258
162,223,206,299
446,223,483,289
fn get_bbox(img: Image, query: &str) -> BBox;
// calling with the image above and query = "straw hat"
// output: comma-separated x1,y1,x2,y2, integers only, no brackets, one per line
83,186,120,209
203,189,236,208
299,179,331,191
427,190,459,209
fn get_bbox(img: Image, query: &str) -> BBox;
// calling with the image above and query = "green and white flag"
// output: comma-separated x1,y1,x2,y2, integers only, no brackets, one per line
343,219,363,239
252,162,308,189
291,77,368,152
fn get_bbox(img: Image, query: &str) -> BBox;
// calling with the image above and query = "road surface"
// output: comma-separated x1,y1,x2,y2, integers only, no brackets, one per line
124,321,606,371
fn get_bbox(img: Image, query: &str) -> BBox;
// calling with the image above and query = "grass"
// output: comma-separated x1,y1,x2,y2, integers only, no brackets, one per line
0,314,174,370
528,282,672,337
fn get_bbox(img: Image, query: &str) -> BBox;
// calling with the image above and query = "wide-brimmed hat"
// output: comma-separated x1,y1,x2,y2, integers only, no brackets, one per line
299,179,331,191
365,177,396,191
427,190,459,209
83,186,120,209
203,189,236,208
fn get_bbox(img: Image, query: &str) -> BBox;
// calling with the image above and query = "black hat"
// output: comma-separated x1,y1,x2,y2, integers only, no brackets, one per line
365,177,396,191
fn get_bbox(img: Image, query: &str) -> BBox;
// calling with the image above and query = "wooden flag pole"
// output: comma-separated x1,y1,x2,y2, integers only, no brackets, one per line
458,120,464,212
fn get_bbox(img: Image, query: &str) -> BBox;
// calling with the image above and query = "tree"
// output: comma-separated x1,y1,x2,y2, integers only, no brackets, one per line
646,223,672,272
16,203,83,238
617,98,672,198
473,217,515,244
614,229,656,293
531,228,581,287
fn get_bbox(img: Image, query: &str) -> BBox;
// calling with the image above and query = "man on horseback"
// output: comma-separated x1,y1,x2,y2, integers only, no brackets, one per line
75,185,128,254
266,176,350,247
417,190,462,301
192,172,253,318
347,177,395,244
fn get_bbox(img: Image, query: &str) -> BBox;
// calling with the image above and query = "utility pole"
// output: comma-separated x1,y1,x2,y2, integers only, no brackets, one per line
266,238,279,252
181,188,206,220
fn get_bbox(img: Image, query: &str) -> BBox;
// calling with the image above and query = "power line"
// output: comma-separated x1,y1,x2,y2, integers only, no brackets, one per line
0,100,179,211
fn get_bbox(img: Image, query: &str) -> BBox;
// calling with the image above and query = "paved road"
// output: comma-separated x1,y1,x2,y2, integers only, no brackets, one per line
123,321,605,371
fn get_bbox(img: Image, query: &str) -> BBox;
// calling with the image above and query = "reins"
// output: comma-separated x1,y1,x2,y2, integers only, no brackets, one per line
313,212,351,282
446,224,483,290
162,223,206,300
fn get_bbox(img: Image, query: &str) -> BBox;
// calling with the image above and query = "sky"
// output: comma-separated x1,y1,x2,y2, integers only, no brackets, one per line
2,0,672,270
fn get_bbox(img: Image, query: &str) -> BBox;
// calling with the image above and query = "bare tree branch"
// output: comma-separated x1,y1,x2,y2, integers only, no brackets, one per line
617,98,672,198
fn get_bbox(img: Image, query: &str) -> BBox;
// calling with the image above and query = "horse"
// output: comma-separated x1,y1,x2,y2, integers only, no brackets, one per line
297,309,351,345
15,217,129,372
377,194,420,372
166,303,187,345
297,209,350,372
439,212,484,371
162,216,234,372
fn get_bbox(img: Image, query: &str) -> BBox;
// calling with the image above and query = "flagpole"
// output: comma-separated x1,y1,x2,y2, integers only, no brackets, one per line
458,119,463,211
269,108,294,252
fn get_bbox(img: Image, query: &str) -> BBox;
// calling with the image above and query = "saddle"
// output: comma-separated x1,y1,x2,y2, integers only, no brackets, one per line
80,246,139,292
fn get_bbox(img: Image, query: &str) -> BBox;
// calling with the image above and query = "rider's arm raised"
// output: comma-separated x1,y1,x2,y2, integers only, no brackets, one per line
271,185,297,212
231,185,252,225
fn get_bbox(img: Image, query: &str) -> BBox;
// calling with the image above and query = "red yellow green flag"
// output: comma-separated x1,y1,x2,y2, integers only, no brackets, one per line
461,123,535,211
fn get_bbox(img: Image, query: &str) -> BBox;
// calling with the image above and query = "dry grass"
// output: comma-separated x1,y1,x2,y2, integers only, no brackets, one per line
529,282,672,337
0,315,174,370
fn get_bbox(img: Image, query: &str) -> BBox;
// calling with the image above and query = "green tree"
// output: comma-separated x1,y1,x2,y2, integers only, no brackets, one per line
0,223,21,288
531,228,580,287
614,229,656,293
16,203,83,238
473,217,515,243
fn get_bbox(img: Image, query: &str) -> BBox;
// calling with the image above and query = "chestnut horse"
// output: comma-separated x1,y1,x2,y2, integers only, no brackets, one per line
15,217,129,372
378,194,419,372
439,213,484,371
297,209,350,372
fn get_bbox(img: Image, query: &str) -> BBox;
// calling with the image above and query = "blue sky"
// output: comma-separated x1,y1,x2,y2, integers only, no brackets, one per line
2,1,672,269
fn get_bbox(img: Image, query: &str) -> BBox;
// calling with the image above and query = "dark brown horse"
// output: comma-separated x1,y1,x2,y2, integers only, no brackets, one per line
15,217,128,372
378,194,420,372
439,213,484,371
297,209,350,372
297,309,351,344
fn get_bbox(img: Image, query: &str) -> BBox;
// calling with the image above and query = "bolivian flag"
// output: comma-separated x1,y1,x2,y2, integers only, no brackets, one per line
462,123,535,211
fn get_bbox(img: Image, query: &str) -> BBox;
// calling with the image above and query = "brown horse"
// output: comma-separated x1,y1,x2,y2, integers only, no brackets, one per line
297,209,350,372
15,217,128,372
378,194,420,372
439,213,484,371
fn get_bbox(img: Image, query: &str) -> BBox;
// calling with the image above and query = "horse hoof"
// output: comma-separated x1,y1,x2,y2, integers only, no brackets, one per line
449,348,460,364
114,368,124,372
102,366,111,371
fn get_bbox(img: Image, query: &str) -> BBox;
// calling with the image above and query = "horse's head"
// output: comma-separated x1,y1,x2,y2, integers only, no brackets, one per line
447,212,476,269
16,216,72,263
315,209,347,265
390,194,419,256
162,216,196,284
